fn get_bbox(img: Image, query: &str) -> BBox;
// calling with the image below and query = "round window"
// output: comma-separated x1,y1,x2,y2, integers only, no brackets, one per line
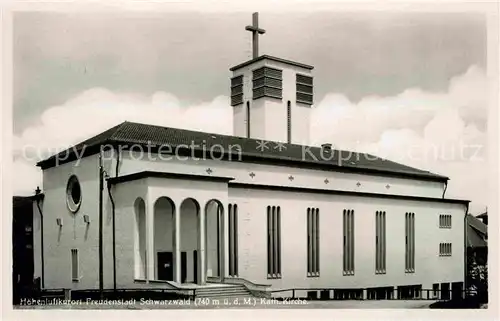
66,175,82,213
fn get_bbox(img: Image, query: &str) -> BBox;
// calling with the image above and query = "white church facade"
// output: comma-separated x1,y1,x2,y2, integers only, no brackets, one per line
31,13,468,299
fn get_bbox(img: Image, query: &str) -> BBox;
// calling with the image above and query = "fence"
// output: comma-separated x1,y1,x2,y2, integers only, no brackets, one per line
27,288,196,302
270,287,474,301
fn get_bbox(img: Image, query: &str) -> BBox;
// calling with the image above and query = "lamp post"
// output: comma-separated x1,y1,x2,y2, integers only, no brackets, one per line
98,153,104,299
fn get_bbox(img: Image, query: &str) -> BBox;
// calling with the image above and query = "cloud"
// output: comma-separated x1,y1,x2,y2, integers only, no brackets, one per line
310,65,488,213
13,65,488,213
12,89,232,195
12,159,43,197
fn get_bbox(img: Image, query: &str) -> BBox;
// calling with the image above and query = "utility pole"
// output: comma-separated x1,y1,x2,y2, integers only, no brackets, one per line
98,153,104,299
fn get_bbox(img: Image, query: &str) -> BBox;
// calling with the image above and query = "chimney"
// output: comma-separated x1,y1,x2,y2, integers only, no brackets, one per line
321,143,332,152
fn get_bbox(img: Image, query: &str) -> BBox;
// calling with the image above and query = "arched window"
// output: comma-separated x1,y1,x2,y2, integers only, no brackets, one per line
246,101,251,138
287,101,291,143
134,198,146,279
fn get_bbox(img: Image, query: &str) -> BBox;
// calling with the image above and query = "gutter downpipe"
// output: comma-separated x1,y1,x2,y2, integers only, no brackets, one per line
442,180,448,199
108,144,120,292
98,153,104,299
34,189,44,289
107,182,117,292
464,202,470,298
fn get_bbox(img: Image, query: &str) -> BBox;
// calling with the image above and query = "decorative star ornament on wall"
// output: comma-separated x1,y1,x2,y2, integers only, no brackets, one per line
256,140,269,151
274,142,287,152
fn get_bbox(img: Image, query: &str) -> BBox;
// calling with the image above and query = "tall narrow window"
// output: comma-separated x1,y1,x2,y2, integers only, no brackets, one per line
439,214,452,228
228,204,239,276
287,101,292,144
71,249,79,281
307,208,320,276
439,242,452,256
267,205,281,279
375,211,386,274
405,212,415,273
246,101,251,138
343,209,355,275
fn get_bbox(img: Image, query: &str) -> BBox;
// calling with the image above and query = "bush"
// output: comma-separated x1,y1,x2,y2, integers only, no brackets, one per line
467,253,488,303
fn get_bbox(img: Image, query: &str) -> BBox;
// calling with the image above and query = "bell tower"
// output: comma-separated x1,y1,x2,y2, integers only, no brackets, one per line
230,12,314,145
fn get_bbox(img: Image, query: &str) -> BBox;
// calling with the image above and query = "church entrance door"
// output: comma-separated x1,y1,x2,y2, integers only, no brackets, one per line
157,252,173,281
193,250,198,284
157,251,189,282
181,252,187,283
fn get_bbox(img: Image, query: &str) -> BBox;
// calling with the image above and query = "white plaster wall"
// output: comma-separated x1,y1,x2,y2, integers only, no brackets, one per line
118,152,445,198
110,178,148,288
229,187,466,290
36,158,232,290
250,100,267,141
233,104,246,138
36,140,452,290
36,154,110,290
231,58,312,144
268,59,312,145
292,104,311,145
262,99,287,143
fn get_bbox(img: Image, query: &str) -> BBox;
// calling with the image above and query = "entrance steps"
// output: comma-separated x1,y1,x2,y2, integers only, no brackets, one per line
194,284,252,299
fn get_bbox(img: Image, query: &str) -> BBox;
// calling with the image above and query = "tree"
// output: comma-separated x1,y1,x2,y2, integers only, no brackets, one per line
467,252,488,302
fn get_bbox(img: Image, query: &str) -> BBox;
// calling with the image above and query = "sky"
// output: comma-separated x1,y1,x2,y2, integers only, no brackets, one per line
12,10,489,213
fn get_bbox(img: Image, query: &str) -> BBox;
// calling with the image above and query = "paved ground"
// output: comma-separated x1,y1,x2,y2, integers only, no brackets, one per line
15,298,436,309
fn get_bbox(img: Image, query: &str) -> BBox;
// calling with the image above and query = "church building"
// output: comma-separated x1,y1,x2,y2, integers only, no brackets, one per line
31,13,468,300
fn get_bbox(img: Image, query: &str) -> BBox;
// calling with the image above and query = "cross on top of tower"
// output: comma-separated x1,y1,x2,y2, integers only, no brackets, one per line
245,12,266,58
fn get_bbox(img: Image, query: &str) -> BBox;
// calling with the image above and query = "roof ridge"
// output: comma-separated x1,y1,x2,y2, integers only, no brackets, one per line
35,121,127,167
108,121,130,141
121,121,368,151
107,121,447,179
35,121,449,181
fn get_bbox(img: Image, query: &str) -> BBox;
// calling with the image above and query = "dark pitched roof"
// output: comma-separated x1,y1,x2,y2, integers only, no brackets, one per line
467,214,487,236
467,229,487,248
467,220,487,250
36,121,449,182
466,214,487,248
476,212,488,218
230,55,314,71
108,171,235,185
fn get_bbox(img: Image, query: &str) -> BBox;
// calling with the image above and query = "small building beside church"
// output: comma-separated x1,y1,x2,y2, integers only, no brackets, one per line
31,13,468,300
